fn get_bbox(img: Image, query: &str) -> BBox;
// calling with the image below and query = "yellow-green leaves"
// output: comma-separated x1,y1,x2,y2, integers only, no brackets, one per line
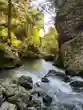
10,32,22,48
0,28,8,38
31,27,40,44
11,39,22,48
0,43,7,51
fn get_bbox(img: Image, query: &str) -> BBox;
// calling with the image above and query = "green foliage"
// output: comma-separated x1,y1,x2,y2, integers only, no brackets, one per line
11,39,22,48
0,28,8,38
10,32,22,48
0,0,8,13
0,0,59,56
0,43,7,51
0,27,22,48
41,27,59,54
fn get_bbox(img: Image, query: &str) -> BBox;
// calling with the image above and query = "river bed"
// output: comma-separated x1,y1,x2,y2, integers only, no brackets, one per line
0,59,83,110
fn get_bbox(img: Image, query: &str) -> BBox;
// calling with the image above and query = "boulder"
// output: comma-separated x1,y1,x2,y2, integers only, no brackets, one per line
69,80,83,92
65,69,78,77
0,77,42,110
0,102,17,110
42,53,55,61
17,76,33,90
47,70,71,82
0,82,30,109
0,43,21,69
70,81,83,88
41,77,49,83
43,95,52,106
56,0,83,73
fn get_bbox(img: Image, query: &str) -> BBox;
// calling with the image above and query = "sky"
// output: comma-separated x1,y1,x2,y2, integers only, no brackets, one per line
30,0,56,34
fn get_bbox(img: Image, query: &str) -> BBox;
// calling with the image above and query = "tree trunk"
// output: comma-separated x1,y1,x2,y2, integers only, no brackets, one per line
8,0,12,45
54,23,64,69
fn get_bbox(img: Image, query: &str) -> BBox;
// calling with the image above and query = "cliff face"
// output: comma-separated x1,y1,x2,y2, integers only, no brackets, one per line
56,0,83,72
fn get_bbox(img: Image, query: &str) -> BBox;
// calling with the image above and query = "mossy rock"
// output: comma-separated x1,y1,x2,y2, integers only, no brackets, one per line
0,43,21,69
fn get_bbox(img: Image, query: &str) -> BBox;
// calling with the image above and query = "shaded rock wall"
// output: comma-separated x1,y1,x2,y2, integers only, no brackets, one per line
56,0,83,72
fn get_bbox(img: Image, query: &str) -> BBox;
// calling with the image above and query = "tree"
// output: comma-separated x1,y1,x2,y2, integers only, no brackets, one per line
8,0,12,45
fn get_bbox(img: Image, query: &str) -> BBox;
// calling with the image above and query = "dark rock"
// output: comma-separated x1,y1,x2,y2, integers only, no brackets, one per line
78,70,83,78
70,81,83,88
55,72,71,82
36,83,40,87
41,77,49,83
43,54,55,61
65,69,78,77
18,75,33,90
47,70,71,82
47,69,57,75
43,95,52,106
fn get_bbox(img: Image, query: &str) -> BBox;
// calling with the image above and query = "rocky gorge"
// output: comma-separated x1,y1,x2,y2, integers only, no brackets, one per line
0,0,83,110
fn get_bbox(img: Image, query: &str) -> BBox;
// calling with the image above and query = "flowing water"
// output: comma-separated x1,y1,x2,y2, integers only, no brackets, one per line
0,0,83,110
0,59,83,110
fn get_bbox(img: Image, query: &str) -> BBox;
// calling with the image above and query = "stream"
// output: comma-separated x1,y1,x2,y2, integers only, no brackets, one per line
0,59,83,110
0,0,83,110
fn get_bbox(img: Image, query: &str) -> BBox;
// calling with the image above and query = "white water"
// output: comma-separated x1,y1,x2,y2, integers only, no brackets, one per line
0,59,83,109
0,0,83,109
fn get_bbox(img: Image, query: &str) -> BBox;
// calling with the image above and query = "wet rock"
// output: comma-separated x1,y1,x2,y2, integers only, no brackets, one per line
0,79,42,110
55,72,70,82
43,95,52,106
70,81,83,88
18,75,33,90
0,101,17,110
0,83,30,110
47,70,71,82
78,70,83,78
47,69,57,75
65,69,78,77
43,54,55,61
41,77,49,83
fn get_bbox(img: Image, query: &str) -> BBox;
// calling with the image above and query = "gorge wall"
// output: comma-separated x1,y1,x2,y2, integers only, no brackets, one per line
56,0,83,72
